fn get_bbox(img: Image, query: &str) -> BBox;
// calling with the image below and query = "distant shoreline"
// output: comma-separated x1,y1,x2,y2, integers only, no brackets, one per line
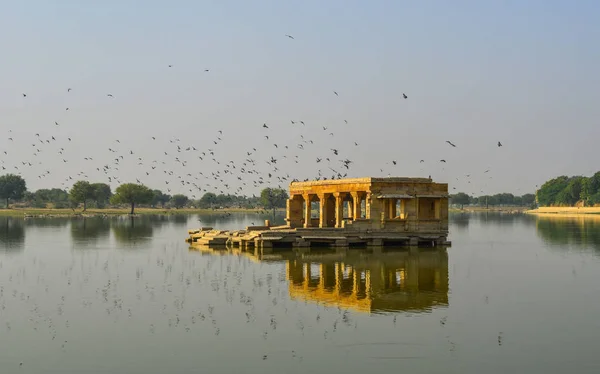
0,207,283,218
449,206,528,213
525,207,600,216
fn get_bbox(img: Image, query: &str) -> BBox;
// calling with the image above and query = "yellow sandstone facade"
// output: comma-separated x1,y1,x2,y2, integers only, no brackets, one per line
286,177,448,234
187,177,450,249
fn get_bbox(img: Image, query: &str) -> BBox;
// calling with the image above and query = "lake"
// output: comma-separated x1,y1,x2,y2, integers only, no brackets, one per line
1,212,600,373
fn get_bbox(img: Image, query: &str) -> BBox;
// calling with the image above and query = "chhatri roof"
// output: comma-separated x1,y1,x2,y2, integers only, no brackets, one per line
290,177,435,187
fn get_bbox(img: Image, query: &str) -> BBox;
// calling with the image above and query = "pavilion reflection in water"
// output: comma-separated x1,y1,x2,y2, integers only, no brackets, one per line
283,249,448,313
188,245,450,314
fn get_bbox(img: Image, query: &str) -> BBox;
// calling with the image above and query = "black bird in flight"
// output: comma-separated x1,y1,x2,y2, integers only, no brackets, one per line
285,34,294,39
107,94,114,97
498,141,502,147
392,160,397,165
263,123,269,128
440,159,446,163
403,93,408,99
22,93,27,97
333,91,339,96
446,140,456,147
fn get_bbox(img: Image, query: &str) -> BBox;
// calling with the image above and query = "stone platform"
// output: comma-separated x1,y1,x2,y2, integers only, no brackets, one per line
185,223,451,254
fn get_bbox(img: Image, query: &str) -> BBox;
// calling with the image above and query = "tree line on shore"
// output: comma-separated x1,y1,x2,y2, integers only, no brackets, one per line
452,171,600,208
536,172,600,207
449,192,536,209
0,174,288,214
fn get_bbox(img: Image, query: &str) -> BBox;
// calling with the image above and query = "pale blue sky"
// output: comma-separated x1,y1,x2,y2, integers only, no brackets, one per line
1,1,599,197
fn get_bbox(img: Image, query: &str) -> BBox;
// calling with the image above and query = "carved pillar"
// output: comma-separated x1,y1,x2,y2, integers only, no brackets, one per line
351,192,363,219
334,193,344,228
303,194,312,228
318,193,330,228
389,198,397,218
286,195,304,228
416,197,420,226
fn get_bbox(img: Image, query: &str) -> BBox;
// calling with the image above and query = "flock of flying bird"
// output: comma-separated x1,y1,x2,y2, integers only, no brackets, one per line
3,34,504,199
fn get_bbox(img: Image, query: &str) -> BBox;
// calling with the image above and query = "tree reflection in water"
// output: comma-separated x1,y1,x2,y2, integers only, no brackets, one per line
536,215,600,253
111,217,154,246
70,217,111,247
0,217,25,252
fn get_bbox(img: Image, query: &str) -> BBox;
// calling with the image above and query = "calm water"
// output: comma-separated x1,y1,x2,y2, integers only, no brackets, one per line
1,212,600,373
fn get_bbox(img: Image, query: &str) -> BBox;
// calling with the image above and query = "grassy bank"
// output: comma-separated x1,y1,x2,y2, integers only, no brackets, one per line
0,207,282,217
450,206,529,213
525,207,600,215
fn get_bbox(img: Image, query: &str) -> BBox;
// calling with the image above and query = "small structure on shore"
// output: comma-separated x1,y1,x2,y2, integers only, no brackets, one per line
186,177,450,251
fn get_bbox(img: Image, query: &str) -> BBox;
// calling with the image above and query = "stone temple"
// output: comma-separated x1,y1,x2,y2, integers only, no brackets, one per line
187,177,450,251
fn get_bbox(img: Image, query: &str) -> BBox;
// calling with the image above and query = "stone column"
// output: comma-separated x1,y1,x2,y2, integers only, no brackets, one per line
347,199,354,219
334,193,344,228
389,198,397,218
286,195,304,228
351,192,363,219
303,194,312,228
318,193,330,228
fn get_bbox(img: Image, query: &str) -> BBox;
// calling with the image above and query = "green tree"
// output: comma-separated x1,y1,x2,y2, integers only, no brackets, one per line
450,192,470,209
260,188,289,219
91,183,112,208
34,188,69,207
22,191,37,206
588,192,600,206
564,177,585,206
110,183,154,214
536,176,570,207
0,174,27,208
69,181,96,211
198,192,218,208
170,194,189,209
151,189,171,208
521,193,536,207
581,172,600,205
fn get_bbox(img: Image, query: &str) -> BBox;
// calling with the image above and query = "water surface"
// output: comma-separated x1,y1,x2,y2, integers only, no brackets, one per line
1,212,599,373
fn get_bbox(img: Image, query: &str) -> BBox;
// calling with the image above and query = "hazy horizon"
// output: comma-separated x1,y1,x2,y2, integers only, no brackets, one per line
1,1,599,198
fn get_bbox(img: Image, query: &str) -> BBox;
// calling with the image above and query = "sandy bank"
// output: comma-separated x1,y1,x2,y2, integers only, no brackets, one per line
525,207,600,215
